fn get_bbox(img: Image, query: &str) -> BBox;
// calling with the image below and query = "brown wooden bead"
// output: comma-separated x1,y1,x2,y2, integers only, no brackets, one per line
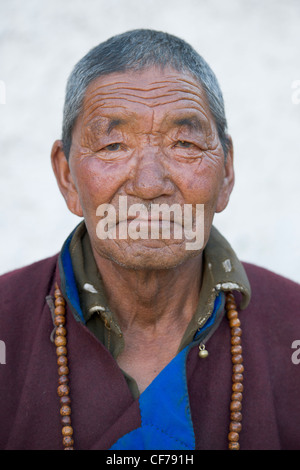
231,392,243,402
63,436,74,447
232,382,243,393
229,442,240,450
57,384,70,397
231,336,241,346
231,327,242,337
56,346,67,356
227,309,238,320
62,426,73,437
54,289,61,298
55,297,65,307
231,345,242,355
230,421,242,433
226,302,236,311
230,411,242,422
57,355,68,366
55,336,67,347
56,326,67,337
61,415,72,426
60,405,71,416
58,375,69,385
58,365,69,376
233,364,244,374
232,354,243,364
229,318,241,328
228,431,239,442
54,315,66,327
232,373,244,383
230,400,242,412
55,305,65,316
60,395,71,406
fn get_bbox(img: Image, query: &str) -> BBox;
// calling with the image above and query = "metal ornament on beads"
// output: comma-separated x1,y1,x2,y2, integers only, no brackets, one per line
198,343,209,358
197,291,244,450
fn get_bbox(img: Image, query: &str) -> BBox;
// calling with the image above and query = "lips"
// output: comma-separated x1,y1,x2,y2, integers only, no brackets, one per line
117,208,184,226
123,215,177,223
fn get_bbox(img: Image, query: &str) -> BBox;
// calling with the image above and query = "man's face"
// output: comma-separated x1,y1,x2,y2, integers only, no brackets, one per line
52,66,234,270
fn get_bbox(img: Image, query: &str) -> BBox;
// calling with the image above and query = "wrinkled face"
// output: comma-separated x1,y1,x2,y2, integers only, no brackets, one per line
52,66,234,270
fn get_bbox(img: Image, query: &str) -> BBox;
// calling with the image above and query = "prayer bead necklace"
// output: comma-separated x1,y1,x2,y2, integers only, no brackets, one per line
53,284,243,450
53,284,74,450
225,291,244,450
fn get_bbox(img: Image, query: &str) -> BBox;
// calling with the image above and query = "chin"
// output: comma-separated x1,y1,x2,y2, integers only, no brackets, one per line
95,239,201,271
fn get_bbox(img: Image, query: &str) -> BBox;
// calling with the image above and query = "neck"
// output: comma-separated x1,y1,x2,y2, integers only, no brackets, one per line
92,251,203,334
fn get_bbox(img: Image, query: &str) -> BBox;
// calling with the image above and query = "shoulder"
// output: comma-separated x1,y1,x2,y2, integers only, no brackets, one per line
243,261,300,304
241,262,300,338
236,264,300,449
0,254,59,311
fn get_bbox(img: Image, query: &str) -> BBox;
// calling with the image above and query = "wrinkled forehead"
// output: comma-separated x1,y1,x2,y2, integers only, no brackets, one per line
76,66,215,136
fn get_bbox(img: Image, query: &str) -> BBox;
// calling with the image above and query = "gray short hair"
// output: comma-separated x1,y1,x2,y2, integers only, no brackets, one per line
62,29,231,160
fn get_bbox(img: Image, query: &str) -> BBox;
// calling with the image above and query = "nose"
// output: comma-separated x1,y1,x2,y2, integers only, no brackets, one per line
125,148,175,200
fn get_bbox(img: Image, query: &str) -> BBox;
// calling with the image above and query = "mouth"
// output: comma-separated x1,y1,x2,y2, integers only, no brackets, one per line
94,197,198,243
115,215,184,244
117,216,182,233
118,211,183,225
95,198,203,250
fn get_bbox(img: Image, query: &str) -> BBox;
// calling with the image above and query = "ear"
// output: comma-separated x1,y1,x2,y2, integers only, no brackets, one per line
215,137,235,213
51,140,83,217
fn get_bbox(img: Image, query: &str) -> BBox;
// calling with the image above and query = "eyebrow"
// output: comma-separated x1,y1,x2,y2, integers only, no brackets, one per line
88,114,204,136
171,117,203,132
106,118,128,134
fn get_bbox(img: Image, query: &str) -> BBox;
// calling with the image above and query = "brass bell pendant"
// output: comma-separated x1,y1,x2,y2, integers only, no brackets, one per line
198,343,209,358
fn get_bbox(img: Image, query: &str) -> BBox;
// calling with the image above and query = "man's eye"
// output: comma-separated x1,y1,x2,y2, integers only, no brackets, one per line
105,143,121,151
175,140,193,148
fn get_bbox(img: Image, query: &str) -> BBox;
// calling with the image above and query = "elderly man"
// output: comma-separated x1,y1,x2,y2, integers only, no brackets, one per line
0,30,300,451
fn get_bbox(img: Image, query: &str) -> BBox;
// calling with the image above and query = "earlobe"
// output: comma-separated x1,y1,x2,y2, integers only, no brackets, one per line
215,137,235,214
50,140,83,217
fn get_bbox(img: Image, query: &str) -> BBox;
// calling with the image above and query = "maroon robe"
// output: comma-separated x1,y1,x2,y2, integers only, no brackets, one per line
0,255,299,450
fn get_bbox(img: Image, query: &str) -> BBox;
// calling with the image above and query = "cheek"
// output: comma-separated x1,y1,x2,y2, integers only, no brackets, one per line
73,157,129,211
174,162,223,209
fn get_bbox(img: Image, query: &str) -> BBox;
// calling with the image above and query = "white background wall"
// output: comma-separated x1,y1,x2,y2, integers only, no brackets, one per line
1,0,299,283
